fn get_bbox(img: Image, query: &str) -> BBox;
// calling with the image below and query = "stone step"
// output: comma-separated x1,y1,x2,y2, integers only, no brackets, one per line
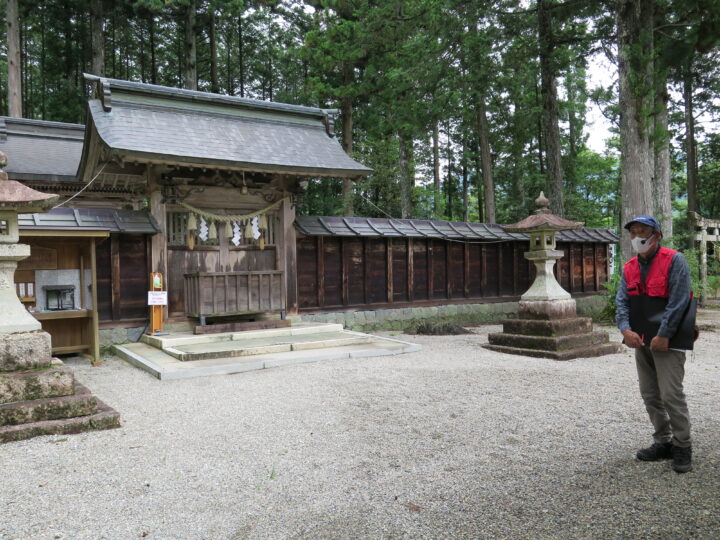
163,332,374,362
502,317,593,337
0,366,75,405
487,331,611,352
0,384,98,427
483,341,623,361
141,323,345,350
0,400,121,444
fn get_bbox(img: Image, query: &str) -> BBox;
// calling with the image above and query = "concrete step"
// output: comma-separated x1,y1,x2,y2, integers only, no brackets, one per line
0,366,75,405
114,333,421,380
483,341,623,361
0,384,98,427
0,400,121,444
164,331,374,362
487,331,611,352
141,323,345,350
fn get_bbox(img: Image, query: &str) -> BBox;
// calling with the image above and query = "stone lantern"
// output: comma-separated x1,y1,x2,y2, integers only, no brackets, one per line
0,151,58,333
483,192,621,360
0,152,120,444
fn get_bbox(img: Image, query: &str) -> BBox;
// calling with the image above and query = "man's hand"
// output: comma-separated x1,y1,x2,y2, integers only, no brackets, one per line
650,335,670,352
622,329,644,348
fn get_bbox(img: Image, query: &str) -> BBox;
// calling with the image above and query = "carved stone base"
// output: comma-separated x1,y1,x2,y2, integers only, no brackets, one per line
518,299,578,320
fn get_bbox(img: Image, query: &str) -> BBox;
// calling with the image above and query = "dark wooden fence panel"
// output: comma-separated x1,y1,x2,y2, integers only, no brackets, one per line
96,234,149,322
296,236,611,311
412,240,428,301
296,236,318,309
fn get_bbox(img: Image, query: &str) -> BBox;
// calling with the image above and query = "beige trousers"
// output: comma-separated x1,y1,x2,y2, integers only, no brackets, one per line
635,346,691,448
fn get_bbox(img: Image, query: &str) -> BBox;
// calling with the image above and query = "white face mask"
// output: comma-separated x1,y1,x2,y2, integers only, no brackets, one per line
631,235,655,254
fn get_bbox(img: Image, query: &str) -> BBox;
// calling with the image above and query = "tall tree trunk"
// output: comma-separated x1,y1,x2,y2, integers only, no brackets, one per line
654,72,672,241
399,132,413,219
226,23,232,95
538,0,565,217
475,148,484,222
684,58,698,215
340,64,354,216
183,0,197,90
90,0,104,76
7,0,22,117
462,137,469,222
149,16,157,84
210,10,218,93
446,122,453,221
477,97,495,224
617,0,656,261
535,84,544,174
432,122,441,218
238,15,245,97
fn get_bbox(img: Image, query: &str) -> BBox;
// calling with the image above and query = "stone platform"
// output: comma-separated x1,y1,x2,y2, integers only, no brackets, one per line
114,322,421,380
484,300,622,360
0,331,120,444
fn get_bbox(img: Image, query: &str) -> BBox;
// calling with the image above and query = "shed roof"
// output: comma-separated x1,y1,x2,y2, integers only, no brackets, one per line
0,117,84,182
81,75,372,179
19,207,159,234
294,216,619,243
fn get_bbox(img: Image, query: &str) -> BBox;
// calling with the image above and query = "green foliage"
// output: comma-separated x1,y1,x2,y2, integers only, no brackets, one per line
599,263,622,323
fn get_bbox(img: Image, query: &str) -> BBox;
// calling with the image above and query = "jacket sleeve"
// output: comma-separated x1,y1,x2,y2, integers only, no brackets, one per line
657,253,692,338
615,273,631,332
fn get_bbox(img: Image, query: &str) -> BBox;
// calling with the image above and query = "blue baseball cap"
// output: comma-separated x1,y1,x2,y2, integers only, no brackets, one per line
624,215,662,233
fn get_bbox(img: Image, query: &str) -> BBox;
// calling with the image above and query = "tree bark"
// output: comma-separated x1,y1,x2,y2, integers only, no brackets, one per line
183,0,197,90
462,139,469,222
617,0,655,261
90,0,104,76
210,10,218,93
433,122,441,218
340,64,354,216
149,16,157,84
238,15,245,97
538,0,565,217
7,0,22,117
654,72,672,241
399,132,413,219
684,58,698,215
477,97,495,224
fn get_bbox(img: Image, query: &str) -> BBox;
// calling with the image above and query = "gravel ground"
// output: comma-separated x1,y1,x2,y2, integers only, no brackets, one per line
2,321,719,540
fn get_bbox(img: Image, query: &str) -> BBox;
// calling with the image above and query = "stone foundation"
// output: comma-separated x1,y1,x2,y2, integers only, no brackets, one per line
298,296,607,332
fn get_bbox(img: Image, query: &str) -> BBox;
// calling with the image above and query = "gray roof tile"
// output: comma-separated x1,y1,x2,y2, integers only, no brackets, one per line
19,207,159,234
295,216,619,243
0,117,84,182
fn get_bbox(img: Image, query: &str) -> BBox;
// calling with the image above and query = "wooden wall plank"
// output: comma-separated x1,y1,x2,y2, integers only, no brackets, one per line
386,238,394,303
407,238,414,302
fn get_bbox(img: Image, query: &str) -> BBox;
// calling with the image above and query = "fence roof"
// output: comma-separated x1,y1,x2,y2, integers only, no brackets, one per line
19,207,159,234
295,216,619,243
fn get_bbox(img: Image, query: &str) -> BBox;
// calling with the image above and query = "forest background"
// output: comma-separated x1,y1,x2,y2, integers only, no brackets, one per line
1,0,719,264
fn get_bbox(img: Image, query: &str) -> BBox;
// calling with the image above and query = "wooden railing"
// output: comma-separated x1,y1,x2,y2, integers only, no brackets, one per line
184,271,285,324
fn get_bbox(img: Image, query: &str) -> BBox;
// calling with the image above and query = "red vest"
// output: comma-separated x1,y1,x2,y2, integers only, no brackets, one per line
623,246,677,298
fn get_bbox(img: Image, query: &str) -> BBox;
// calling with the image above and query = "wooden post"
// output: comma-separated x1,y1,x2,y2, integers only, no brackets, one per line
89,238,100,362
497,243,503,297
317,236,325,308
445,241,452,299
480,244,486,297
363,237,371,304
511,243,518,296
281,195,298,314
568,244,576,294
594,244,601,292
147,166,168,319
427,240,434,300
464,241,470,298
407,238,414,302
110,234,121,320
386,238,394,303
700,227,707,306
341,237,349,305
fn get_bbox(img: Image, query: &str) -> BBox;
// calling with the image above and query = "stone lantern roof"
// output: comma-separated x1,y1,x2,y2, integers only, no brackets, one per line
501,192,583,233
0,151,58,211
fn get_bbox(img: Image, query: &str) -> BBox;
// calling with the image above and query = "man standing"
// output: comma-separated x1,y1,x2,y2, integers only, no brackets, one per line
616,215,694,473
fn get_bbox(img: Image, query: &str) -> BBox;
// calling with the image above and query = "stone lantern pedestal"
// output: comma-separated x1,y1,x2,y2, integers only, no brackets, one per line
0,152,120,443
484,193,622,360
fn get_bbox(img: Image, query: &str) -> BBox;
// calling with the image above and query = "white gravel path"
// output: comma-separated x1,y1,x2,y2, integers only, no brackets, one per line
2,323,719,540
